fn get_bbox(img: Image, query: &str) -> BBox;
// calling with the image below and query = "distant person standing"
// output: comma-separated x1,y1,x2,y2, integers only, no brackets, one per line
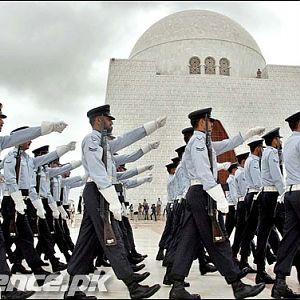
150,204,157,221
156,198,162,220
143,199,149,220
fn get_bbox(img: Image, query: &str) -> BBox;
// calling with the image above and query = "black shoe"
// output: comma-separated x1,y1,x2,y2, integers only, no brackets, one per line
129,283,161,299
1,288,35,299
169,281,201,299
40,260,50,267
156,248,165,261
239,263,257,274
239,267,250,280
232,280,265,299
129,255,144,264
133,272,150,283
132,251,148,259
162,259,168,267
132,264,145,272
52,261,68,272
163,273,190,287
96,258,111,268
11,264,33,275
33,267,60,287
255,271,275,284
64,291,97,299
271,278,300,299
200,263,218,275
205,255,212,263
266,253,277,265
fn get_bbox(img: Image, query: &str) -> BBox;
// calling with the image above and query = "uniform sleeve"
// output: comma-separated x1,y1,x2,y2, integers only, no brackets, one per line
0,127,41,151
32,151,59,168
268,150,285,195
61,176,82,187
109,126,146,153
190,137,217,191
48,164,72,178
3,153,18,193
122,177,148,189
228,178,238,204
249,160,262,190
117,168,138,181
212,133,244,156
83,136,111,189
114,149,144,167
68,180,84,189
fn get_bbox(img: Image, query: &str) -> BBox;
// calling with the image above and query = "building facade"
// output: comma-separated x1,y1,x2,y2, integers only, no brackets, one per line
106,10,300,205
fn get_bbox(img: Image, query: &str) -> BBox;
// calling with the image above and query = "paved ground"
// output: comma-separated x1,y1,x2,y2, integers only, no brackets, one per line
9,215,300,299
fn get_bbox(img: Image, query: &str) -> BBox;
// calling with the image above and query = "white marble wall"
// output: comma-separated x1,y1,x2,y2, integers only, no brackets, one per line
106,59,300,205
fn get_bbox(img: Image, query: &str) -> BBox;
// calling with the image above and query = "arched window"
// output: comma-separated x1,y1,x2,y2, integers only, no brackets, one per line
205,57,216,74
219,58,230,76
211,120,237,184
189,56,201,74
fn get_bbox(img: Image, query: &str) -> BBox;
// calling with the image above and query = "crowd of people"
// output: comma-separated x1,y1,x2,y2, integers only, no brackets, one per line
1,100,300,300
155,107,300,299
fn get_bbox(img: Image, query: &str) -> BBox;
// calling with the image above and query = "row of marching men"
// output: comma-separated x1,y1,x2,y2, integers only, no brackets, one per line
0,102,173,299
155,107,300,299
0,102,90,299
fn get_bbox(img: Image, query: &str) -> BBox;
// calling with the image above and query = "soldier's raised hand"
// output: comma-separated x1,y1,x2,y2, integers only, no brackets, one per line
41,121,68,136
241,126,265,141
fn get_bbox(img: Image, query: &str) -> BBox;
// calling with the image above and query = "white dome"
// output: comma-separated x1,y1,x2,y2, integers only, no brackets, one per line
129,10,266,78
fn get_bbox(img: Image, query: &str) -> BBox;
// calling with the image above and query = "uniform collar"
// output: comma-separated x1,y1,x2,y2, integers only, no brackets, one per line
92,129,102,139
250,153,260,160
194,130,206,137
292,131,300,136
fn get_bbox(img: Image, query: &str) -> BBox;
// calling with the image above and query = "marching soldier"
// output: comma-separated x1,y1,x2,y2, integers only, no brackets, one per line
272,112,300,298
253,128,285,284
2,129,76,280
238,137,264,272
169,107,266,299
155,162,177,261
231,150,249,264
0,103,68,296
65,104,165,299
225,162,239,238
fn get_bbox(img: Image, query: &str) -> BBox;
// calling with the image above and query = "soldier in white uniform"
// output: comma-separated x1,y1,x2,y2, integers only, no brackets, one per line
169,107,266,299
65,104,165,299
272,112,300,298
0,102,67,299
225,162,239,238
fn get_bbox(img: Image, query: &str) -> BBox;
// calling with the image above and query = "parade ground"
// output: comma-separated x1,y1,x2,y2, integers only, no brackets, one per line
19,215,300,299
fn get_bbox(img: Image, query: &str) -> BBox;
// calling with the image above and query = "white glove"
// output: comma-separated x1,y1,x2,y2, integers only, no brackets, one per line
137,164,154,174
70,160,82,169
217,162,231,171
277,193,285,203
207,184,229,214
144,116,167,135
137,175,153,184
41,121,68,136
32,199,46,219
58,205,68,220
100,185,122,221
141,141,160,154
10,190,26,215
56,141,76,157
48,202,60,219
241,126,265,141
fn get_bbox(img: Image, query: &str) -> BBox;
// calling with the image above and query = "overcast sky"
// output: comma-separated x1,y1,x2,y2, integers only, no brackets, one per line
0,1,299,202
